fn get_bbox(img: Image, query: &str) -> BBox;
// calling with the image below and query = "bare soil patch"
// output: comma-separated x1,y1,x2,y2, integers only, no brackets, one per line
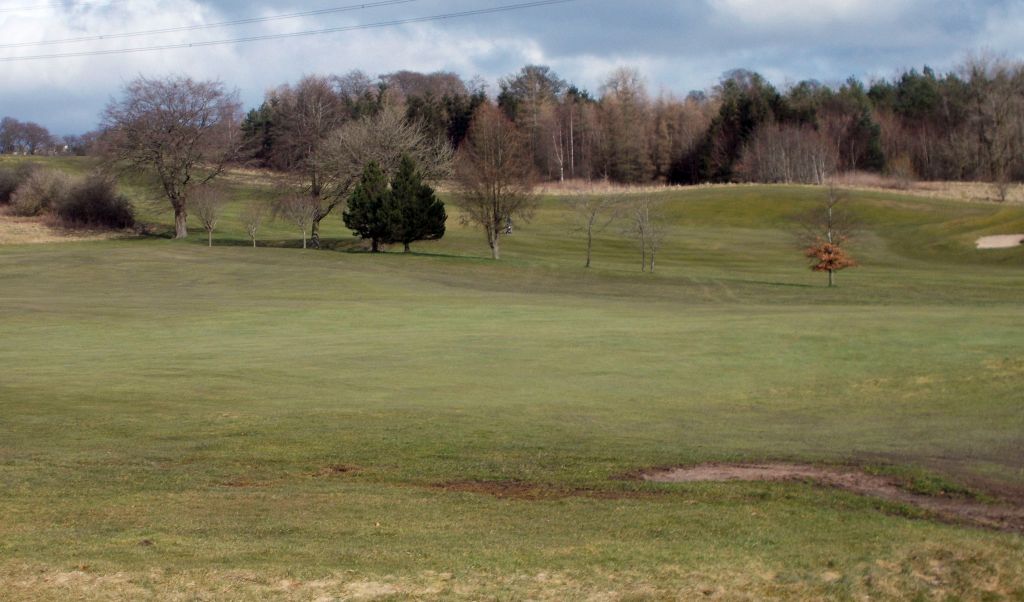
976,234,1024,249
642,463,1024,534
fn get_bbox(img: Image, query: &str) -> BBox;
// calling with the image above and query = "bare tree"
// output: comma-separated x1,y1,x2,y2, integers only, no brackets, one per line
273,193,320,249
961,54,1024,202
191,186,227,247
454,103,536,259
624,197,664,272
100,76,242,239
241,202,268,248
265,76,348,247
570,194,620,268
798,185,858,287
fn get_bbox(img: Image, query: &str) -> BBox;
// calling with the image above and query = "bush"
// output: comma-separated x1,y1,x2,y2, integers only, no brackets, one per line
0,163,37,205
9,169,70,216
55,175,135,229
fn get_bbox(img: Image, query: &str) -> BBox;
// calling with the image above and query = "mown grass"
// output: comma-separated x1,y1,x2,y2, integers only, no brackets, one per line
1,157,1023,599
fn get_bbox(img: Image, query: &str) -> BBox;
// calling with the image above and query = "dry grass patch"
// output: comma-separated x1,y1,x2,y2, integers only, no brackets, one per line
0,210,120,245
4,547,1023,601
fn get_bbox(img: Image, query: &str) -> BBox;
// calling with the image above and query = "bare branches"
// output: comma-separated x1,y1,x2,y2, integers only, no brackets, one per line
622,197,665,272
241,202,268,248
273,193,320,249
190,186,227,247
454,103,536,259
99,75,242,238
569,194,621,268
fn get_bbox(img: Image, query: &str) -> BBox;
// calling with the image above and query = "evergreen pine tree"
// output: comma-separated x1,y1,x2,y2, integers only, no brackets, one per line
343,161,390,252
386,155,447,253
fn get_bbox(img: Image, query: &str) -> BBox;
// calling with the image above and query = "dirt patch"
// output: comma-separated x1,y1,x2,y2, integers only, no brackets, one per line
312,464,360,477
642,463,1024,534
976,234,1024,249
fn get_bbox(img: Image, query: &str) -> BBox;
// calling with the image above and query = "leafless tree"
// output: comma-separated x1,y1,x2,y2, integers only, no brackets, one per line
961,54,1024,202
273,193,320,249
265,75,348,246
624,197,665,272
738,121,838,184
241,202,268,248
191,186,227,247
454,103,536,259
570,194,620,268
100,76,242,239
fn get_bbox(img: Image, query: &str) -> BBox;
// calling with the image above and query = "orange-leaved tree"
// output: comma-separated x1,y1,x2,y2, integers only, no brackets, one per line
800,185,857,287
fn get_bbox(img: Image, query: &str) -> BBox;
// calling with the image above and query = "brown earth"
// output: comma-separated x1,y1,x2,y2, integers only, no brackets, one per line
642,463,1024,534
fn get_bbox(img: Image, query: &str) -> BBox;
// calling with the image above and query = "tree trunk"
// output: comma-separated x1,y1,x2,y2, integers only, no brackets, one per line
828,269,834,287
252,237,257,248
207,230,212,247
310,218,321,249
174,206,188,239
490,229,501,260
649,249,656,273
302,230,307,249
403,242,411,253
371,238,380,253
640,233,646,272
585,229,593,268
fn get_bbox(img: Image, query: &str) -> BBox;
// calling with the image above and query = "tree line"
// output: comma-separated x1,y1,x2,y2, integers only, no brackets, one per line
234,55,1024,193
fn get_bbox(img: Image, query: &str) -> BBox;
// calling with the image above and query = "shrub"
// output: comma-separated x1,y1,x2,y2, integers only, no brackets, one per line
0,163,37,205
55,174,135,229
9,169,70,216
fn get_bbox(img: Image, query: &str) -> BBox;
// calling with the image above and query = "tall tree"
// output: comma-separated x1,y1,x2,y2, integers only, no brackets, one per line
455,103,536,260
100,76,242,239
386,155,446,253
499,65,567,176
597,68,654,183
264,75,348,247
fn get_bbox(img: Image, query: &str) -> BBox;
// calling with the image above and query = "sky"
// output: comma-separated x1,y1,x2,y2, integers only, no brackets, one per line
0,0,1022,135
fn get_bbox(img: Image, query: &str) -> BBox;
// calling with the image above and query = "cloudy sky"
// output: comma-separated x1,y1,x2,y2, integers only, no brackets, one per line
1,0,1022,135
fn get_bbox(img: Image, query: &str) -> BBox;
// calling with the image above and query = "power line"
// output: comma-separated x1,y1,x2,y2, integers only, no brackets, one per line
0,0,581,62
0,0,421,49
0,0,126,14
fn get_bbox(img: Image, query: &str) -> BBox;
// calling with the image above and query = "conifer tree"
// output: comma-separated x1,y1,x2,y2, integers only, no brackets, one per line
386,155,447,252
343,161,390,252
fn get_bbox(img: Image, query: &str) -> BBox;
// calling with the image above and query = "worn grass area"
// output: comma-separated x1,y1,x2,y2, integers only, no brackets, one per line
1,157,1023,599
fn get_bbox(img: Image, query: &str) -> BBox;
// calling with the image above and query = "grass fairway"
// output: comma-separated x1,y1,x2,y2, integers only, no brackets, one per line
1,162,1023,599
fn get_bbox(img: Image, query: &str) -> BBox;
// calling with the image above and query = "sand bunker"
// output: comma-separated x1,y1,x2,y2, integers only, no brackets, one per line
643,463,1024,534
976,234,1024,249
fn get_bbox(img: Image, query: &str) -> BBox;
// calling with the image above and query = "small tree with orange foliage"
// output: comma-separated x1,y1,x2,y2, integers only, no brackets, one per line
799,185,858,287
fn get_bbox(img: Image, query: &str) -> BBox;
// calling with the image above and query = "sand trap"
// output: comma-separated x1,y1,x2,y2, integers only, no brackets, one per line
976,234,1024,249
643,463,1024,534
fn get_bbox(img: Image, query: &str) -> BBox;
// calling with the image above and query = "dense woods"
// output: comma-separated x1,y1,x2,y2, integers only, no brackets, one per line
229,56,1024,190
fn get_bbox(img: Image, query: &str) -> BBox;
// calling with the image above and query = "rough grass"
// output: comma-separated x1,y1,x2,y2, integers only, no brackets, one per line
1,157,1023,599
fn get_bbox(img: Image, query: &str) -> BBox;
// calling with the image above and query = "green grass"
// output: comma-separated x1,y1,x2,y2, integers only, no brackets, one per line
1,157,1023,599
